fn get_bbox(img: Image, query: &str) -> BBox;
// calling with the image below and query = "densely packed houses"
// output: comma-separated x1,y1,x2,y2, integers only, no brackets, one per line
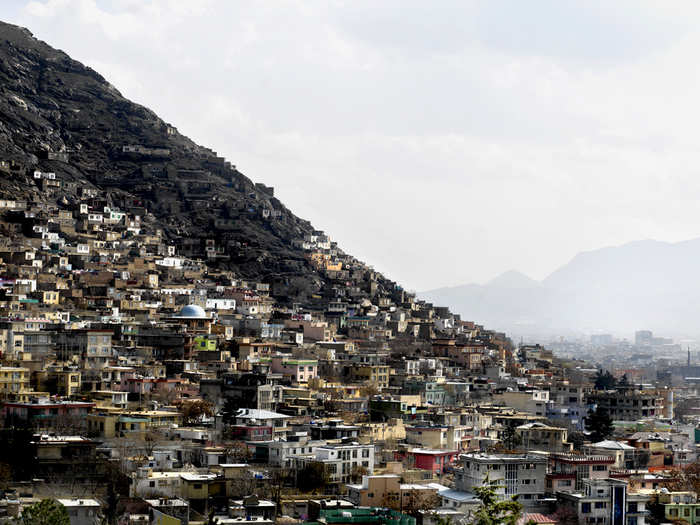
0,192,699,525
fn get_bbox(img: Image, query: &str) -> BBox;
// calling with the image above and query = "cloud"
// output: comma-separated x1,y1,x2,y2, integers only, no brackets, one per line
7,1,700,290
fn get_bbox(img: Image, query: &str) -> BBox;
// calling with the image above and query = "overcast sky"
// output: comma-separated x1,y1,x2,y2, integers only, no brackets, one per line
4,1,700,291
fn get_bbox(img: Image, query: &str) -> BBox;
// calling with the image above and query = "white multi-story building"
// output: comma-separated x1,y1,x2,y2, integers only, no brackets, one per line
57,499,101,525
456,453,547,510
296,442,375,485
557,478,649,525
263,433,326,467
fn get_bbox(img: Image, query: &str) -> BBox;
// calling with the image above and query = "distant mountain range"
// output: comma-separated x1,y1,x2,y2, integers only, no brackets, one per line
421,239,700,337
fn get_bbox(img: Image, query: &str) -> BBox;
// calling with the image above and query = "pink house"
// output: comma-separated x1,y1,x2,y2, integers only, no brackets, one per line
125,377,181,394
3,399,95,428
270,357,318,383
406,448,458,473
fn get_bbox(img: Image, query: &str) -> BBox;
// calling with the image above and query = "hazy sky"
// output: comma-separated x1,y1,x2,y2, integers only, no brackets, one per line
4,1,700,291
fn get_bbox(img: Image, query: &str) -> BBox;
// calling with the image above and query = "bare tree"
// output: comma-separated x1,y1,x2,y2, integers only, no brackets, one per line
224,441,252,463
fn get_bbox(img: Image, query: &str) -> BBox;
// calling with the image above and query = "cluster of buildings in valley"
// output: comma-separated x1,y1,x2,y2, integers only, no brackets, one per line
3,185,700,525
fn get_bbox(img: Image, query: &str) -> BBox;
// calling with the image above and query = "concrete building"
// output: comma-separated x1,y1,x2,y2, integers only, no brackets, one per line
546,454,616,493
57,499,101,525
456,453,548,510
0,367,30,399
556,478,648,525
516,422,572,453
586,390,665,421
345,474,440,509
297,442,375,485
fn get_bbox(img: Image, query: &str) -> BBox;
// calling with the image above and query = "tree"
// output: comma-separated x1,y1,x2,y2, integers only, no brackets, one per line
617,374,630,389
19,499,70,525
401,491,443,517
220,397,241,426
0,424,36,480
350,465,368,484
360,381,380,398
584,406,614,443
550,506,578,525
646,494,666,525
568,432,585,451
101,459,130,525
225,441,252,463
665,461,700,494
296,462,329,493
501,423,522,451
262,467,293,512
471,476,523,525
155,387,178,406
181,400,214,426
594,370,617,390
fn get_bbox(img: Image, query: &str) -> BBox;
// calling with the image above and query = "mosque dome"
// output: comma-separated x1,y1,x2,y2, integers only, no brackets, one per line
178,304,208,319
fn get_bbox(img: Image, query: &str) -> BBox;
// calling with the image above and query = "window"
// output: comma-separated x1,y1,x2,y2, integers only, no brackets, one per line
582,503,591,514
595,502,607,509
593,465,607,471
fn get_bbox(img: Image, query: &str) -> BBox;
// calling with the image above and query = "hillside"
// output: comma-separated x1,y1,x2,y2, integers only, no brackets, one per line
421,238,700,336
0,21,401,305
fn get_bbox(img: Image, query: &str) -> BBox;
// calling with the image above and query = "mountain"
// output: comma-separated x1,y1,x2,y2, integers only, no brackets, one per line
421,239,700,336
486,270,540,289
0,21,401,305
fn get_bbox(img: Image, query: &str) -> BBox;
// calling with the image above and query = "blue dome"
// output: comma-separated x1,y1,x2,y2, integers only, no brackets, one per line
178,304,208,318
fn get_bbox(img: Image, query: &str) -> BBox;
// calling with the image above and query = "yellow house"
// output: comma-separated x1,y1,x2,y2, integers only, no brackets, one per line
308,252,330,268
52,369,81,396
360,419,406,442
325,260,342,271
0,367,30,398
350,365,391,389
87,410,182,439
180,473,217,500
87,413,119,439
42,291,60,305
346,474,440,509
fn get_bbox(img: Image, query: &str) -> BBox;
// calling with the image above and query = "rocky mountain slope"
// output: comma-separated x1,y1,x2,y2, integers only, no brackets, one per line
422,239,700,337
0,21,400,305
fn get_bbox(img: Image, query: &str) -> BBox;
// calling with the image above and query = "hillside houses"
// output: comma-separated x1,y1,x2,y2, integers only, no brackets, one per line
0,168,693,525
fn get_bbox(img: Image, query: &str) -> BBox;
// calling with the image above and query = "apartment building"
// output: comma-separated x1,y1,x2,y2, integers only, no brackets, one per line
456,453,547,509
346,474,440,509
557,478,649,525
0,366,30,399
546,454,616,493
587,390,665,421
297,442,375,485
